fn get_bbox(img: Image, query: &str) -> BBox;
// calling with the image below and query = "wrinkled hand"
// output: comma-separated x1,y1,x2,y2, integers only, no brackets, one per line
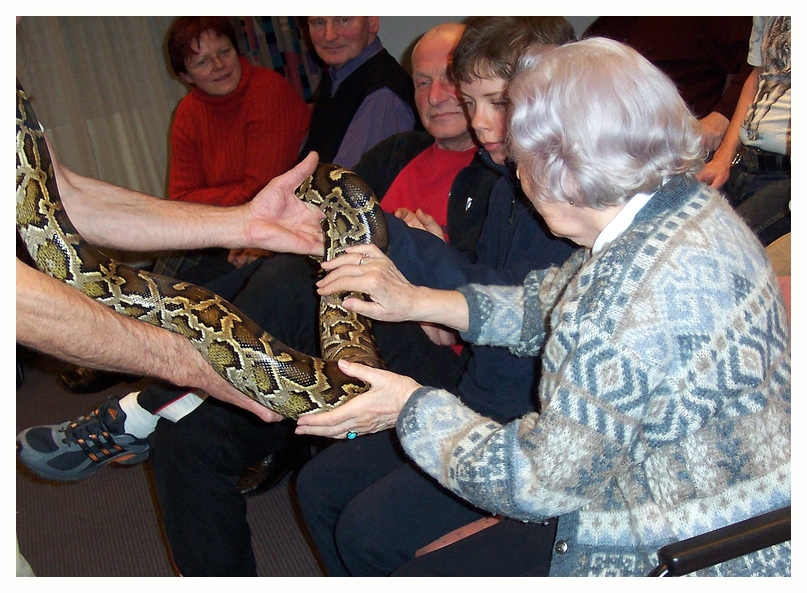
420,322,458,346
316,244,419,323
395,207,446,241
243,152,325,257
295,359,420,438
696,155,732,189
228,248,270,268
698,112,730,153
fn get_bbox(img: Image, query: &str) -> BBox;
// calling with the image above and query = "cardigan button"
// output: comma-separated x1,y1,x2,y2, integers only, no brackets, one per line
554,540,568,554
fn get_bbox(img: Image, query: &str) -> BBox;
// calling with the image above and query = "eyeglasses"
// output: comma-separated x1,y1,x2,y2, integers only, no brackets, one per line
186,46,234,73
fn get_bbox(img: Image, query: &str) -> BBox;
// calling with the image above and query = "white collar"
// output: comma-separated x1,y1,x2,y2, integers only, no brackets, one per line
591,191,654,255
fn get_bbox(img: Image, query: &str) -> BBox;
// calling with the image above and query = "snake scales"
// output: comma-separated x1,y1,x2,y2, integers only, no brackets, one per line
16,81,387,420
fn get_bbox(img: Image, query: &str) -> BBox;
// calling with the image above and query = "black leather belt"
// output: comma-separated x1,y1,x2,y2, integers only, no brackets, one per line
736,146,790,174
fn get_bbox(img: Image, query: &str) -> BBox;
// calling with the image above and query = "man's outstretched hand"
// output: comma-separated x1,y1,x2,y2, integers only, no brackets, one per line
244,152,325,258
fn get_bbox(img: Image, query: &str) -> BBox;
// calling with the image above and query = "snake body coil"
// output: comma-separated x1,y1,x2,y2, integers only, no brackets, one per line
16,81,386,420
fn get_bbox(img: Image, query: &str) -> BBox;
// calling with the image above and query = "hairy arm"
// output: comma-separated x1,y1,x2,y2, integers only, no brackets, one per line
697,67,761,188
52,140,324,257
16,258,281,422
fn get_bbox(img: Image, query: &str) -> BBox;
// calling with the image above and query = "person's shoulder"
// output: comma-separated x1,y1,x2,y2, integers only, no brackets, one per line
250,65,296,90
381,50,414,81
360,47,410,79
379,46,408,68
362,86,413,109
369,130,433,157
172,92,198,123
250,63,284,80
247,65,307,104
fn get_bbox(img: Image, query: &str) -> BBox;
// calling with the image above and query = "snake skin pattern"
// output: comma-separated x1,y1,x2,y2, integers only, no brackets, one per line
16,80,387,420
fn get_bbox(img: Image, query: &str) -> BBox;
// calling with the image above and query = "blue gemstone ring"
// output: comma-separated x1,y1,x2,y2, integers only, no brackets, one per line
346,430,358,440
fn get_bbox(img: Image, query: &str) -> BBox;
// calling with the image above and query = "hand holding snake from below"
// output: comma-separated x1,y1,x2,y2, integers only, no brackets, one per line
295,358,422,439
241,151,325,258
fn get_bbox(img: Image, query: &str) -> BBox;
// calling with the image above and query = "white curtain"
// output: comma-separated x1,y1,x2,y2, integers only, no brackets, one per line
16,16,188,199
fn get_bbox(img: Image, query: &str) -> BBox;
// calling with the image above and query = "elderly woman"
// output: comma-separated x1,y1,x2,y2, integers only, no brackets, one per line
298,38,791,577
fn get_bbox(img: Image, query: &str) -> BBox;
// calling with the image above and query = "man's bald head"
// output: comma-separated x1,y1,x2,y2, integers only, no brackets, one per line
412,22,466,60
411,22,474,151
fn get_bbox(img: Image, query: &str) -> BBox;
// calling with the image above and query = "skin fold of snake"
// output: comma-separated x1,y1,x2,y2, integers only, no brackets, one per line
16,81,387,420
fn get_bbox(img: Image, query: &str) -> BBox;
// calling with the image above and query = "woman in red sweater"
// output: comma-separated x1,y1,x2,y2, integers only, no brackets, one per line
168,17,311,207
161,16,312,274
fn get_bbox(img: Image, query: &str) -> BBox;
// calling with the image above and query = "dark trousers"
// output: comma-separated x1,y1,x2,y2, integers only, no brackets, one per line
297,429,558,577
392,517,557,577
725,162,790,247
147,254,465,576
296,430,489,576
152,247,240,287
150,398,294,575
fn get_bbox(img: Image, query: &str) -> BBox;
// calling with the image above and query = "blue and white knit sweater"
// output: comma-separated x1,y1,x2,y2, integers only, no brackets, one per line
397,177,791,576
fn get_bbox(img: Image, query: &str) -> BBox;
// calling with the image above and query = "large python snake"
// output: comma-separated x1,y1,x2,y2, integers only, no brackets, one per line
16,81,387,420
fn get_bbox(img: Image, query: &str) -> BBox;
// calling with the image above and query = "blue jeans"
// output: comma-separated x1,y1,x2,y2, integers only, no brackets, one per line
725,165,790,247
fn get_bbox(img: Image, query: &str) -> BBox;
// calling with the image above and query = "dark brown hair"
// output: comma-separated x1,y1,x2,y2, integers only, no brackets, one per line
451,17,575,84
167,17,240,76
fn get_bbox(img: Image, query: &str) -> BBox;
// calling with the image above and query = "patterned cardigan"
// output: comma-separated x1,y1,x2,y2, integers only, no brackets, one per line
397,177,791,576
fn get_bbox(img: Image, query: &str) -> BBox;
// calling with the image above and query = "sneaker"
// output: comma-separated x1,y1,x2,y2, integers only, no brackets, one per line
16,396,149,482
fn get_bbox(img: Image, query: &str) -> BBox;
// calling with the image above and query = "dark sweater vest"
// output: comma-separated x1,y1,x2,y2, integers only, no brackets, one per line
300,49,417,164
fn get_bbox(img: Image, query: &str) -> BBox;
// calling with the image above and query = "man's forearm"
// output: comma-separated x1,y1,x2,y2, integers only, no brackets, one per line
17,259,282,422
50,143,323,258
54,158,247,253
17,258,202,381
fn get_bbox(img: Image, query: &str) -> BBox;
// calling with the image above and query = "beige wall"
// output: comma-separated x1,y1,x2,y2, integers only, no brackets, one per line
380,16,597,69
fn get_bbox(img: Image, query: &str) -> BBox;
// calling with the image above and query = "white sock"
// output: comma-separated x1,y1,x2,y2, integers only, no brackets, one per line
153,391,207,423
118,391,159,438
119,390,208,438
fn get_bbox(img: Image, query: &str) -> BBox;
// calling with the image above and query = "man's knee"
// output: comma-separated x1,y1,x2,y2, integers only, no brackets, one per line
233,255,320,353
295,452,326,514
334,503,396,576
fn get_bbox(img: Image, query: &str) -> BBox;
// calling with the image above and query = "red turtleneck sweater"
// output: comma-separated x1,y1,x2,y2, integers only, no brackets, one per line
169,57,311,206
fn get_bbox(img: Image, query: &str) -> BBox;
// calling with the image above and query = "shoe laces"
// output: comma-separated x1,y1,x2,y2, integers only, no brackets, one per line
61,401,129,458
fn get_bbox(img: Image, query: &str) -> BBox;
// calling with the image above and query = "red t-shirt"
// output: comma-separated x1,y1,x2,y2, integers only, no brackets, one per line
381,143,476,355
380,143,476,241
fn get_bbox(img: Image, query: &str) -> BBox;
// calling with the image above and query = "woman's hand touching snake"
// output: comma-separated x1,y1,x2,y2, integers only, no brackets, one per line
316,244,421,323
295,359,421,439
